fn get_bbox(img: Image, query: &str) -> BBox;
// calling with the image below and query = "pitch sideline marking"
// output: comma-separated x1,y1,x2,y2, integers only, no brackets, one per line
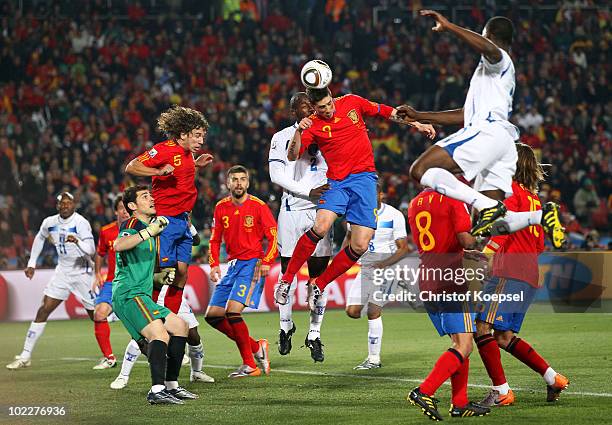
56,356,612,398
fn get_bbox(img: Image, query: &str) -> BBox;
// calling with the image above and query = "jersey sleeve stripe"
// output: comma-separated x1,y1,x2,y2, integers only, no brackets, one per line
268,158,287,165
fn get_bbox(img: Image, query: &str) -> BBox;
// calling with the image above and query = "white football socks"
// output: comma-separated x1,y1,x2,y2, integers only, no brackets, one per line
279,276,297,332
165,380,178,390
188,343,204,373
308,290,328,341
499,210,543,233
20,321,47,360
151,384,165,393
421,168,497,210
119,339,141,378
543,367,558,386
493,382,510,395
367,317,383,363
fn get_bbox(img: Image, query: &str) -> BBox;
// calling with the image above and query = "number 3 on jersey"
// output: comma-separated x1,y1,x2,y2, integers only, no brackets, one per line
415,211,436,251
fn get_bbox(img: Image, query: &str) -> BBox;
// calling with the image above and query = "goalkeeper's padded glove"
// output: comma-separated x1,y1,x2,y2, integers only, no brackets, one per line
138,216,169,241
153,267,176,286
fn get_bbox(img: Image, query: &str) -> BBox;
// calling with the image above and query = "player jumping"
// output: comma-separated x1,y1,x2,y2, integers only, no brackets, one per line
205,166,277,378
407,188,490,420
269,92,332,362
474,143,569,406
91,196,130,370
7,192,97,370
112,185,196,404
126,105,213,313
274,87,435,310
345,183,412,369
399,11,565,248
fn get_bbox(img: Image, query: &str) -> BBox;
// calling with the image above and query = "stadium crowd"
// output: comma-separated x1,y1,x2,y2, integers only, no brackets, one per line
0,0,609,268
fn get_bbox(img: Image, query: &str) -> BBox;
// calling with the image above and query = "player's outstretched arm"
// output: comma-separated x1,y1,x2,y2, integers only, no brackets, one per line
420,9,502,64
113,217,169,252
125,158,174,177
396,105,464,126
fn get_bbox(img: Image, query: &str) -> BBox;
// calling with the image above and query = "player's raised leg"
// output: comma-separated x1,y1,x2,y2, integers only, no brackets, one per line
308,220,371,310
275,209,336,304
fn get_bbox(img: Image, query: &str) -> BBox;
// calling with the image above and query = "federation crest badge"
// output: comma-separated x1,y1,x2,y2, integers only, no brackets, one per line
347,109,359,124
244,215,254,227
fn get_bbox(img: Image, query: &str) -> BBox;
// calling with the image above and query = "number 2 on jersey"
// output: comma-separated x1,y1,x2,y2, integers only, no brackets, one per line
415,211,436,251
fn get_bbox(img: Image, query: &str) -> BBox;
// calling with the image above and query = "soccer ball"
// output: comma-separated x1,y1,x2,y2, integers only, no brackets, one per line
300,60,333,89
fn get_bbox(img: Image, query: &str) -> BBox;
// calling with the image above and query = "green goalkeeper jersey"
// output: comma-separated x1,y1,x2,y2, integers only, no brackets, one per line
112,217,157,302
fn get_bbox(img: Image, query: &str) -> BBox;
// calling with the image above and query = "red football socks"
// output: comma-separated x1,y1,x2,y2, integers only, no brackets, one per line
205,316,259,353
451,357,470,408
226,313,257,368
476,334,507,386
316,246,360,291
420,348,464,396
281,229,321,282
506,337,549,375
94,320,113,359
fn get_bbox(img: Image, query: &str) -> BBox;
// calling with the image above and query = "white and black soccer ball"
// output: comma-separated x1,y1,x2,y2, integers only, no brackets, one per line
300,60,333,89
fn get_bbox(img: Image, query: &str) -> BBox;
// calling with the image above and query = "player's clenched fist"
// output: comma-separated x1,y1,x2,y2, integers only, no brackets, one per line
298,117,313,132
395,104,419,121
139,216,169,240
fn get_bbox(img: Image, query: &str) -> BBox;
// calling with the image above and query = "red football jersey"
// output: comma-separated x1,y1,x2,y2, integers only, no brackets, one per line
209,195,278,267
137,140,196,216
97,221,119,282
408,190,471,291
299,94,394,181
487,181,544,287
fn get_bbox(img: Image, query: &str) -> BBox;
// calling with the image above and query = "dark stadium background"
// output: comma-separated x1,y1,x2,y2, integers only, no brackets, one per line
0,0,609,270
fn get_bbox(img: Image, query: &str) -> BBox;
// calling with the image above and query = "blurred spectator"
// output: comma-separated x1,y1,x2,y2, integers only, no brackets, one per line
573,178,600,224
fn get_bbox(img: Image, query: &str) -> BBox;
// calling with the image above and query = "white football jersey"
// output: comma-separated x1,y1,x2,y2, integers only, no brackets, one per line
348,203,407,261
463,49,519,138
269,123,328,211
28,212,95,273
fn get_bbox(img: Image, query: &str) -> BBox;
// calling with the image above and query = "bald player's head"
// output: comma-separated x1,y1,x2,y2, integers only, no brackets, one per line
290,92,314,121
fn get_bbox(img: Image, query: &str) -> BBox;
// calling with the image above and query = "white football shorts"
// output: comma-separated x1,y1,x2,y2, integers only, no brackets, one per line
436,120,518,197
43,268,96,310
277,208,333,258
156,285,199,329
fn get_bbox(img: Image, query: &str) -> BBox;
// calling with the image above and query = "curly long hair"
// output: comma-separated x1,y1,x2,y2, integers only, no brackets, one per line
157,106,209,139
514,143,546,193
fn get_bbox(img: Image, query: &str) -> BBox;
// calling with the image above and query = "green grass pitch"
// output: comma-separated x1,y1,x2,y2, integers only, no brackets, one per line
2,310,611,424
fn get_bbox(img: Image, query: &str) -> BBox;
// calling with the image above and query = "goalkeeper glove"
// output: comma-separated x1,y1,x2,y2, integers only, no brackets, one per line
153,267,176,286
138,216,169,241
